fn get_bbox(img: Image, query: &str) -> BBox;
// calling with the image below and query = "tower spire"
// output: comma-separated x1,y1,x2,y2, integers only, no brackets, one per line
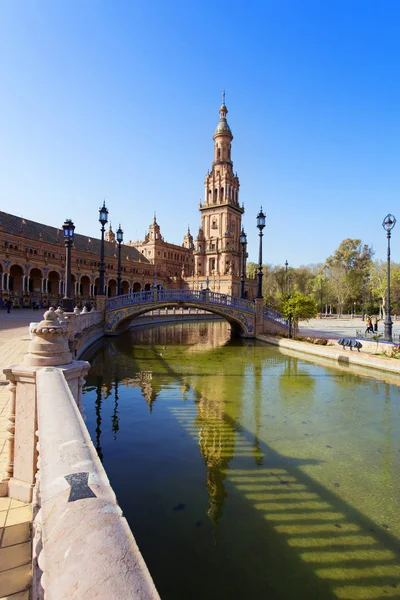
222,89,225,106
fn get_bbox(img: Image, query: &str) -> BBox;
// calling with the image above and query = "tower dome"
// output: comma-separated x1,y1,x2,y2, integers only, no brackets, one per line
213,90,233,140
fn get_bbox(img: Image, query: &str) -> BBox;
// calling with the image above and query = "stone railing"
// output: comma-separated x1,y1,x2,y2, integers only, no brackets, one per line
2,309,159,600
264,307,288,326
106,289,256,314
33,368,159,600
58,307,103,341
55,308,104,358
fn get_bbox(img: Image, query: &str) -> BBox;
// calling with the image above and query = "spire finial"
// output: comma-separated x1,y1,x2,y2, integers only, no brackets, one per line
153,211,156,224
222,89,225,105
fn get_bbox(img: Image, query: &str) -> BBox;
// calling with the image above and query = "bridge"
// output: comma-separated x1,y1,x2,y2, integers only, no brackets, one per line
104,289,288,337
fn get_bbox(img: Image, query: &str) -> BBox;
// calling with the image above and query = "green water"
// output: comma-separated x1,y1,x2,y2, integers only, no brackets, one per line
82,320,400,600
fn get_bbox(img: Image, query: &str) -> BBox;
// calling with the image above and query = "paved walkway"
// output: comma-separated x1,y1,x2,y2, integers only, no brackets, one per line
0,309,35,600
299,316,400,340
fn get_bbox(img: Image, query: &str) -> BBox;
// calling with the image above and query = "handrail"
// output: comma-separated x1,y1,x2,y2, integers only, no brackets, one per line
34,367,160,599
264,307,288,326
106,289,255,313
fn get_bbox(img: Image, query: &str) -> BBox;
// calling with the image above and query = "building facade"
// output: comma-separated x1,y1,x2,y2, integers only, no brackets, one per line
0,98,256,307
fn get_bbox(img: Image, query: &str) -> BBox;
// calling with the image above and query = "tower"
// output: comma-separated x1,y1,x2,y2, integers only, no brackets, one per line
194,93,244,280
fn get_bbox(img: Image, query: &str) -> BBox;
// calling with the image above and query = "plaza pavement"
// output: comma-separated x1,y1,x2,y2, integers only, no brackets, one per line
0,309,397,599
299,316,400,340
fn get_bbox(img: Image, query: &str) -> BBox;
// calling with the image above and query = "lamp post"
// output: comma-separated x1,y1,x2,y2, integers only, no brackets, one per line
240,228,247,299
285,260,288,294
62,218,75,312
382,214,396,342
362,278,366,321
116,224,123,296
256,208,266,299
98,201,109,296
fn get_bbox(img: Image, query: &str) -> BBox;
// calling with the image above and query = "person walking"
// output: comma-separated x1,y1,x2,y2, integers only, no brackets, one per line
372,316,379,332
6,299,12,314
365,316,373,333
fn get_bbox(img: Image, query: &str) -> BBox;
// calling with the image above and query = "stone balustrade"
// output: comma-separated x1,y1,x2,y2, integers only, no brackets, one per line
55,308,104,358
32,367,159,600
2,308,159,600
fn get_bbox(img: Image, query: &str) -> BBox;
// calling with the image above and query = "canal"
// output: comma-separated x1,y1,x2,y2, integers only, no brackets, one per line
82,320,400,599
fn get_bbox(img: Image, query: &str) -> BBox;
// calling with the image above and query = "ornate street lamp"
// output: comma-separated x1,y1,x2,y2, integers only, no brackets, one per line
256,208,266,299
116,224,123,296
240,228,247,299
382,213,396,342
98,201,109,296
62,218,75,312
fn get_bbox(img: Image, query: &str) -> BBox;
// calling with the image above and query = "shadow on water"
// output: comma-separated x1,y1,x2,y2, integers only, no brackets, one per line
82,324,400,600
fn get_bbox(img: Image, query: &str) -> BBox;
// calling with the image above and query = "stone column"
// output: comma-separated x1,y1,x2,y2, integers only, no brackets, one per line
22,275,26,292
41,278,45,293
254,298,264,335
2,308,90,502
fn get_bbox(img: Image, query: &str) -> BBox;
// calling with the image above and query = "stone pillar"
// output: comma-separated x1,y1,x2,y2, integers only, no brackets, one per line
22,275,26,292
96,295,106,317
254,298,264,335
2,308,89,502
41,278,45,293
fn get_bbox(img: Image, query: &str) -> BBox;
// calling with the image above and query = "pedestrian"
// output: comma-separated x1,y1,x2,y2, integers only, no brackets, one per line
372,316,379,332
365,316,373,333
6,299,12,314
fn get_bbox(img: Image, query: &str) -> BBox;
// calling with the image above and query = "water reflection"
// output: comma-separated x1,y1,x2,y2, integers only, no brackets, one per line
82,321,400,600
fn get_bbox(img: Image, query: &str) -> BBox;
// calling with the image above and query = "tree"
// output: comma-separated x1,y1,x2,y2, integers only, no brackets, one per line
279,292,318,337
326,238,374,313
246,262,258,279
370,261,400,317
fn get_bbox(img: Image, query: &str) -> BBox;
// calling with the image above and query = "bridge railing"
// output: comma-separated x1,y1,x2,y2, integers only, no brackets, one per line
264,307,288,326
106,289,255,313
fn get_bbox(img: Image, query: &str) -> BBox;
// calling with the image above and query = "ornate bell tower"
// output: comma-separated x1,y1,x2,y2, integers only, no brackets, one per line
194,93,244,280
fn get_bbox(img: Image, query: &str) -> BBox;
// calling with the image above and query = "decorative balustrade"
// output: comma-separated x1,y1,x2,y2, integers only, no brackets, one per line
264,307,288,326
106,289,256,314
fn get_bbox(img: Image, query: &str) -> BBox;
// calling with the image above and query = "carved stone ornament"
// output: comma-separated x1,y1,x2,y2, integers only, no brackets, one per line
23,307,72,366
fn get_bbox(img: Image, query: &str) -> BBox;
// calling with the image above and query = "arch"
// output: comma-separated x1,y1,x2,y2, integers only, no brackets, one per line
121,280,130,295
144,283,151,291
105,300,254,337
108,279,117,297
133,281,141,292
94,277,100,297
80,275,91,298
48,271,60,297
9,264,24,293
29,268,43,293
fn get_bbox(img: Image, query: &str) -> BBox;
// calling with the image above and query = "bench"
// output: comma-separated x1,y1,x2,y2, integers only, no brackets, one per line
338,338,362,352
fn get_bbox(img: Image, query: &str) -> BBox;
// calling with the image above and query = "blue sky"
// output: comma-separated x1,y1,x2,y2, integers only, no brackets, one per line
1,1,400,267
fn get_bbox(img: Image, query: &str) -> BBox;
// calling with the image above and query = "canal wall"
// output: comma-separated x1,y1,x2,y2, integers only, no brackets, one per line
257,335,400,377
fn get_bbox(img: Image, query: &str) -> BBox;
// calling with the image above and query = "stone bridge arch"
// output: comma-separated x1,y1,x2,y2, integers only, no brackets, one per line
105,290,256,337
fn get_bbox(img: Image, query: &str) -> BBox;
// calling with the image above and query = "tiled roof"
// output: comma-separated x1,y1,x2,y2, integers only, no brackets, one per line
0,211,149,263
